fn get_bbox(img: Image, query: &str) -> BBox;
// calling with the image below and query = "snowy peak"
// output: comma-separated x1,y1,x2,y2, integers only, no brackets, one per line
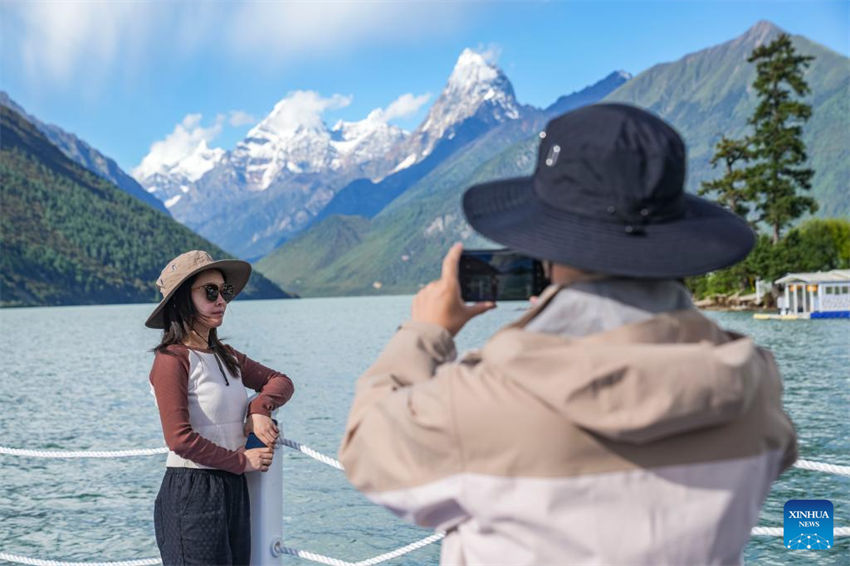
438,48,520,122
234,120,333,189
134,138,225,184
331,115,407,163
132,134,226,209
411,48,521,159
448,49,504,90
175,140,226,182
231,92,409,190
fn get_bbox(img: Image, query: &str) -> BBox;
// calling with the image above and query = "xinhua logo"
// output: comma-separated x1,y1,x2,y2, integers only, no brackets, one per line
784,499,833,550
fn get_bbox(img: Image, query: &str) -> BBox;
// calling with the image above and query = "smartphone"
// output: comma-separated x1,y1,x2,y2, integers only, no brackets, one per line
459,249,548,302
245,432,266,449
245,418,278,449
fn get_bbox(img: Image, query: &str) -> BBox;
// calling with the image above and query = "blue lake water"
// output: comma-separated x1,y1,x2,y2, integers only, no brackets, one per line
0,296,847,565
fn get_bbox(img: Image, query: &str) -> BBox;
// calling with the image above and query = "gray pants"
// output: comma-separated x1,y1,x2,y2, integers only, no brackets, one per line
154,467,251,566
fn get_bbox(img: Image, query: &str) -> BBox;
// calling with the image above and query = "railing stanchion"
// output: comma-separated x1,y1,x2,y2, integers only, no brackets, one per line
247,415,284,566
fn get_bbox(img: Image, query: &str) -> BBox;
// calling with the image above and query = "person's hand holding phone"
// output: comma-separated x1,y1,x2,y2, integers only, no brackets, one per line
244,413,279,447
411,243,496,336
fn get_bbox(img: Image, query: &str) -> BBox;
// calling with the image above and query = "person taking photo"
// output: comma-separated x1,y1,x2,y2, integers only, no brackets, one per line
339,104,797,565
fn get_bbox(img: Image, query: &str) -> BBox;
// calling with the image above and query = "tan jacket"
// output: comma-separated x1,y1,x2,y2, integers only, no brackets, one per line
340,286,797,565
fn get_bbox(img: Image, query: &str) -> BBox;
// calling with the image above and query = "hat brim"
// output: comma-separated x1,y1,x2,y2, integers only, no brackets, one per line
462,176,755,279
145,259,252,329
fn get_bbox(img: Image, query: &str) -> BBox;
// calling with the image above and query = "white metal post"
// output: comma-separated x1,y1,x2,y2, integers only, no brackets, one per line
247,417,284,566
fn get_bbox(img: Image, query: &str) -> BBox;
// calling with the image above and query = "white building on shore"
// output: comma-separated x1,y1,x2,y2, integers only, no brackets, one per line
773,269,850,319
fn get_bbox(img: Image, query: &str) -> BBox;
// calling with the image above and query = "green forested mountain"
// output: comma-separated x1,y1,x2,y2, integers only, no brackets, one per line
0,106,291,307
260,21,848,296
256,215,371,296
603,20,849,217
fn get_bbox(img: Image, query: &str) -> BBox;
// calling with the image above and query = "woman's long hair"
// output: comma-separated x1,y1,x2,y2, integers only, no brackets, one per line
154,274,239,377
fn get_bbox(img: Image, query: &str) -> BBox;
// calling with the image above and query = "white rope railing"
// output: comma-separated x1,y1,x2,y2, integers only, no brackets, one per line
5,441,848,480
0,446,168,458
1,442,848,566
0,554,160,566
276,532,446,566
280,438,344,470
793,458,850,477
751,527,850,537
3,527,849,566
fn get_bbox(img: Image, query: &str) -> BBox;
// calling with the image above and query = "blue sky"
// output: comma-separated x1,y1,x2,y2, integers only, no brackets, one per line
1,1,847,174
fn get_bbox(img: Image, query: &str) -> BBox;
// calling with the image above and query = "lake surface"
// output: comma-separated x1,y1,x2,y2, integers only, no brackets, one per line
0,297,847,565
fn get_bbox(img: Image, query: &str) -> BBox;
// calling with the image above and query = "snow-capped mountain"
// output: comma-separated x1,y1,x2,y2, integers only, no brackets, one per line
133,91,416,258
331,112,410,181
135,140,226,209
228,101,408,193
398,49,525,165
134,48,575,260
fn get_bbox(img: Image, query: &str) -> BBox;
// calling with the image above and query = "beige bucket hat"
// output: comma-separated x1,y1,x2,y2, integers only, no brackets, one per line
145,250,252,329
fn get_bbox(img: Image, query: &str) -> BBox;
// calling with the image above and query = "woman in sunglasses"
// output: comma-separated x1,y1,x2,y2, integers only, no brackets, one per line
145,250,294,566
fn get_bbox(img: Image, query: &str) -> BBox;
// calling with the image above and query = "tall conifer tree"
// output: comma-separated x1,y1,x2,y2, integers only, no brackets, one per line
699,136,753,221
746,33,817,243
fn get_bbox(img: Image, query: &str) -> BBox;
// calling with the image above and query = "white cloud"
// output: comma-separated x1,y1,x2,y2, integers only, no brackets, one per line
228,111,257,127
6,2,470,86
227,3,467,61
373,93,432,122
262,91,352,133
477,44,503,66
133,113,225,179
12,2,154,86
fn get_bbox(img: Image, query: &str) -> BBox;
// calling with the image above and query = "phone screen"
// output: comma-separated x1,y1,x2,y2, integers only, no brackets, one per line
459,249,548,302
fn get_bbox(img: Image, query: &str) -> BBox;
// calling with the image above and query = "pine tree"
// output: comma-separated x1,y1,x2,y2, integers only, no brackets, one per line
698,136,753,220
746,33,817,243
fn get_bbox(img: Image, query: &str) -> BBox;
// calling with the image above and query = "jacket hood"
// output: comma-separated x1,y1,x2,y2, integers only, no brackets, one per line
479,293,776,444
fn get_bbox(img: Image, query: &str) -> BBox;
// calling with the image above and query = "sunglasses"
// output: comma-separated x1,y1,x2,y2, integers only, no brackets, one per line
193,283,235,303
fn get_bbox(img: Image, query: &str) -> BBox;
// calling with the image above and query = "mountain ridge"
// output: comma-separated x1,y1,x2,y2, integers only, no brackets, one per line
135,49,544,259
0,105,291,307
257,20,849,296
0,91,169,215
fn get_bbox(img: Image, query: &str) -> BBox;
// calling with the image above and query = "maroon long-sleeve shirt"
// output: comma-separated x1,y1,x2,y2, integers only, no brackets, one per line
150,344,294,474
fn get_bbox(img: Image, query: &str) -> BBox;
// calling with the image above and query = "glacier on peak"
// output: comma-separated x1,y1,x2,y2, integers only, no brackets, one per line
176,141,226,183
229,95,410,190
448,48,501,90
133,137,225,182
133,138,226,206
402,47,522,160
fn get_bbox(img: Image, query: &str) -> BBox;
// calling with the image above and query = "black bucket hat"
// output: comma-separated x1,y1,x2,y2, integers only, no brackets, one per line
462,103,755,278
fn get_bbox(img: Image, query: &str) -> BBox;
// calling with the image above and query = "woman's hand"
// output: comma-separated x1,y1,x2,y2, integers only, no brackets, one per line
244,413,280,447
240,446,275,473
411,243,496,336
